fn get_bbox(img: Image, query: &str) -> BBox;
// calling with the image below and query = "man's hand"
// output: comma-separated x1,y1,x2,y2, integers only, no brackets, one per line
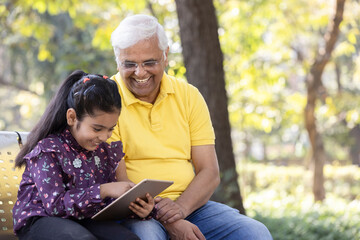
164,219,205,240
155,197,186,224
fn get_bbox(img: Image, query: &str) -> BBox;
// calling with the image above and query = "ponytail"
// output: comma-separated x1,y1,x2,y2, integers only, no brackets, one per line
15,70,121,168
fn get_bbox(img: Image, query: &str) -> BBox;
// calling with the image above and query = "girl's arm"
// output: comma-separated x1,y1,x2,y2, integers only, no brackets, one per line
100,159,136,198
30,152,101,218
115,159,131,182
30,152,132,219
99,181,134,199
114,159,155,218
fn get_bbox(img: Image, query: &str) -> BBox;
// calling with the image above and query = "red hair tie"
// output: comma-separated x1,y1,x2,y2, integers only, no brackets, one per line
83,77,90,83
103,75,108,79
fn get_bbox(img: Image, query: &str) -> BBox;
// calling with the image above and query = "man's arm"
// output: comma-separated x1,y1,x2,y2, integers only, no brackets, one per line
115,160,130,181
177,144,220,215
155,144,220,223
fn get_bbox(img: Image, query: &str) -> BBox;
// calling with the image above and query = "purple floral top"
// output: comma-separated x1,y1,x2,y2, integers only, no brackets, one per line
12,129,124,233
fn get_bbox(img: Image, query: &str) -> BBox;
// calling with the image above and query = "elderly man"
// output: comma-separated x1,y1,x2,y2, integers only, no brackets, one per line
108,14,272,240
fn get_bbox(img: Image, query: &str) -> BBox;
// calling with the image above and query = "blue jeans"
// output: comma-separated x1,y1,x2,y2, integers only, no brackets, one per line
121,201,273,240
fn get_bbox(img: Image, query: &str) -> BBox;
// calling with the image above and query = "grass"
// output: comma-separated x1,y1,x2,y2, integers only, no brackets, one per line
239,163,360,240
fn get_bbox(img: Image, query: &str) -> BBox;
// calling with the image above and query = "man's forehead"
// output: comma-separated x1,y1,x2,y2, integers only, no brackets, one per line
119,37,161,53
118,48,163,62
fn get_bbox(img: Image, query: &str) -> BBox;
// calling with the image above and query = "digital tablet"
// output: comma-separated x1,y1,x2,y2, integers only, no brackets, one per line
91,179,173,221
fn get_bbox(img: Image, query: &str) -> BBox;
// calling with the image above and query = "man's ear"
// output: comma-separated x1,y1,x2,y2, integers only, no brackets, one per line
66,108,77,126
164,46,169,65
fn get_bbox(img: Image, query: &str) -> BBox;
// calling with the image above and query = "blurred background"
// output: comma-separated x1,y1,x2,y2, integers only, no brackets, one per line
1,0,359,239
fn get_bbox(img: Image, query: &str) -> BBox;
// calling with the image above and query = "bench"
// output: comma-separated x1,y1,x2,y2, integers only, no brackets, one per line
0,131,28,240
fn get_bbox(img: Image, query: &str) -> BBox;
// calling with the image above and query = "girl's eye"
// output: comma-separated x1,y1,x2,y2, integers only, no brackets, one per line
94,128,101,132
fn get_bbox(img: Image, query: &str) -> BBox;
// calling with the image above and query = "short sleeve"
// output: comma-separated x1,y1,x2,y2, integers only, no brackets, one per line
188,86,215,146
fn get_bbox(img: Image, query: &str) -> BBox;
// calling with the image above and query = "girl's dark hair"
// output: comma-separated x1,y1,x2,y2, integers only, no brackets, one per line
15,70,121,168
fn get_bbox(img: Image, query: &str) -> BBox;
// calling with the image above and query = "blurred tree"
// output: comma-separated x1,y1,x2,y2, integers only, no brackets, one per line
304,0,345,201
1,0,360,207
174,0,245,213
0,0,142,130
1,0,246,209
216,0,360,165
350,125,360,166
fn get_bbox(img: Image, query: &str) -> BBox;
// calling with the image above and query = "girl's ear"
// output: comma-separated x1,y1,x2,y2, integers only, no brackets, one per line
66,108,77,126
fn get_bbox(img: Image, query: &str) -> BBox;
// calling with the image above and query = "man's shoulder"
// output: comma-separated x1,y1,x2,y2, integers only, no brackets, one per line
166,74,189,86
110,73,122,87
165,74,199,95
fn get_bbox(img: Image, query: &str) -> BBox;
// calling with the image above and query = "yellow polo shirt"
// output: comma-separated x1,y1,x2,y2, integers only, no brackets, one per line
108,72,215,200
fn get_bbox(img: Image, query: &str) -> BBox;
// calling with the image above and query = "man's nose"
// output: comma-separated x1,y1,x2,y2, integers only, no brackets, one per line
134,64,147,76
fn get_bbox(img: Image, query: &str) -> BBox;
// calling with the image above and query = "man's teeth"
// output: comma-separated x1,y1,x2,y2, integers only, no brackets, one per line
135,77,150,83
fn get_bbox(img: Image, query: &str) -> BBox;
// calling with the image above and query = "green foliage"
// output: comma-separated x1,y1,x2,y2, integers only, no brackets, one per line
252,203,360,240
0,0,153,131
1,0,360,171
0,0,185,131
215,0,360,165
241,163,360,240
239,163,360,201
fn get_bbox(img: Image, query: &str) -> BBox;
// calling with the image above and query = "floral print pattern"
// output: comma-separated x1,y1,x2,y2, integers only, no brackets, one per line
12,128,124,233
73,158,82,168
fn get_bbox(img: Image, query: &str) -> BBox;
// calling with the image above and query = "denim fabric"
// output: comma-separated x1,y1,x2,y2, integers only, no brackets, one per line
121,201,273,240
121,218,169,240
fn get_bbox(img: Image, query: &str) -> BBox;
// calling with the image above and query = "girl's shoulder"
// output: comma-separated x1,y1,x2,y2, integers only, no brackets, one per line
100,140,125,162
25,134,64,160
108,140,123,150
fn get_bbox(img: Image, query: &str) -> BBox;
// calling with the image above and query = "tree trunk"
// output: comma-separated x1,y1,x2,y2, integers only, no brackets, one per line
304,0,346,202
174,0,245,214
335,60,342,93
350,125,360,166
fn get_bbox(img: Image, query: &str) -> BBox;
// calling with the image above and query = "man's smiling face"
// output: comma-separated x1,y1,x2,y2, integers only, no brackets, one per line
117,36,168,104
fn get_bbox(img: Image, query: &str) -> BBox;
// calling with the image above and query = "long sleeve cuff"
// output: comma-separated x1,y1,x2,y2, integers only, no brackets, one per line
148,206,157,219
89,184,102,203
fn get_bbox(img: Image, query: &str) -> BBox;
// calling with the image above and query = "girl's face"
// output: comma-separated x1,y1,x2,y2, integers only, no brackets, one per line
67,108,120,151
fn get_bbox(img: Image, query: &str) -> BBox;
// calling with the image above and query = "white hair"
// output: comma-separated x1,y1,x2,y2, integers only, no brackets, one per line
111,14,168,66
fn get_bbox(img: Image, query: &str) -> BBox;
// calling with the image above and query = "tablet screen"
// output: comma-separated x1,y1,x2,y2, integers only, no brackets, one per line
92,179,173,221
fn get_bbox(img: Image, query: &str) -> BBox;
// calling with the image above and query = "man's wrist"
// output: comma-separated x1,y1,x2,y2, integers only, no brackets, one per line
175,200,189,218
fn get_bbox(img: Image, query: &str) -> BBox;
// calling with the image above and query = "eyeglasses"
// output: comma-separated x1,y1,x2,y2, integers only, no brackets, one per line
120,59,160,71
119,53,165,71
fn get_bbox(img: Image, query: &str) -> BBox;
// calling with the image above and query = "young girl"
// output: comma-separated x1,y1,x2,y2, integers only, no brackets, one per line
13,70,154,240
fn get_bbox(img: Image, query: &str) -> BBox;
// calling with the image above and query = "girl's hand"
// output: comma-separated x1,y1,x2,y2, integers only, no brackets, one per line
129,193,155,218
100,181,135,199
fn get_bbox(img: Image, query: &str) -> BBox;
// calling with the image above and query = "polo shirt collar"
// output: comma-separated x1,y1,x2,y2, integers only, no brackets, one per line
114,72,175,106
